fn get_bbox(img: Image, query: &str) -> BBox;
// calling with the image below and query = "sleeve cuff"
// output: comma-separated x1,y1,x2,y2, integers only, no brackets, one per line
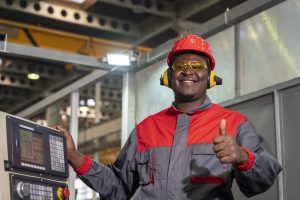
74,156,92,176
234,147,255,171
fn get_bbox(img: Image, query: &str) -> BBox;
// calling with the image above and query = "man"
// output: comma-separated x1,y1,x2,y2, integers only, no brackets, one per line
57,34,282,199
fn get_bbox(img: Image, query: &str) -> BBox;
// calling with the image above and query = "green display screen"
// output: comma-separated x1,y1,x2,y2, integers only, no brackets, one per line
19,129,44,166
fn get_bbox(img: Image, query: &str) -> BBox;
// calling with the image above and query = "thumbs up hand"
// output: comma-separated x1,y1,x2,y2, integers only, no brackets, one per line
213,119,249,164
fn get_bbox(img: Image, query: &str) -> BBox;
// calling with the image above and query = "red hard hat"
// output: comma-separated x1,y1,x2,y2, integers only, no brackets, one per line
167,34,215,70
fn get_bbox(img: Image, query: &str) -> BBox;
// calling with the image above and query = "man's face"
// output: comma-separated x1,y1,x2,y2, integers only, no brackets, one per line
170,53,208,102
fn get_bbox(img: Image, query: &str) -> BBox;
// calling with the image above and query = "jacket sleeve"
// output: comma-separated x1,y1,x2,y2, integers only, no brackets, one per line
234,120,282,197
78,129,139,200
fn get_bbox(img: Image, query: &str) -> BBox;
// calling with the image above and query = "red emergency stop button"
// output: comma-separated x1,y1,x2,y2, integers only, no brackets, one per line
63,187,70,198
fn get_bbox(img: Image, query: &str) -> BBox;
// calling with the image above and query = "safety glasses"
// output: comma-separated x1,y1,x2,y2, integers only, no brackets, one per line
172,61,208,72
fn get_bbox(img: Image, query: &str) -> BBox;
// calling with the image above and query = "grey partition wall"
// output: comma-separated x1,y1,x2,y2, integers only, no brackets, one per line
227,94,278,200
280,84,300,200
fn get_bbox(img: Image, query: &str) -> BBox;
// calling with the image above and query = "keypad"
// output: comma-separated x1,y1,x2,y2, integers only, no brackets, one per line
29,183,54,200
49,135,65,172
21,162,45,170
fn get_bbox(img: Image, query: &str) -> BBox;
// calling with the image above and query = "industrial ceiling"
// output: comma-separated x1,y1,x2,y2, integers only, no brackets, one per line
0,0,247,122
0,0,247,47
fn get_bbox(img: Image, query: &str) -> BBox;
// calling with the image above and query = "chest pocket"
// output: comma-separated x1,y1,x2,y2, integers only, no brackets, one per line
190,144,229,184
137,150,153,186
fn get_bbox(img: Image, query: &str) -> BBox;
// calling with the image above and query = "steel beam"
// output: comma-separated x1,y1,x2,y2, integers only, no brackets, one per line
0,87,28,100
273,90,286,200
16,69,109,118
177,0,221,21
136,17,174,45
172,20,203,34
78,117,121,144
69,90,79,200
136,0,286,70
0,18,151,53
134,0,221,45
234,23,241,97
191,0,285,38
94,82,101,124
0,24,19,38
220,76,300,108
1,59,65,79
0,42,113,70
0,73,40,90
0,0,140,36
97,0,175,18
7,72,83,114
121,72,136,147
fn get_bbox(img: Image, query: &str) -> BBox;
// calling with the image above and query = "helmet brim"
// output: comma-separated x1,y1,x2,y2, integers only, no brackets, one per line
167,49,215,70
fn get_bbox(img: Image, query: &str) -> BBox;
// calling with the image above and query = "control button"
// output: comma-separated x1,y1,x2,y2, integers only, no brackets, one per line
57,187,63,200
16,181,30,199
63,187,70,198
56,187,69,200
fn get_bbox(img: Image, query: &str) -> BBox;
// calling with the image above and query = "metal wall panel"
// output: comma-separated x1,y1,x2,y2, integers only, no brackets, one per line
280,84,300,200
228,94,278,200
239,0,300,95
135,60,173,123
207,27,235,103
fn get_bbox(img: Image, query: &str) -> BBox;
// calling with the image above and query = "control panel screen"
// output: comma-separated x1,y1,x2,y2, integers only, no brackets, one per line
20,129,45,166
7,115,68,179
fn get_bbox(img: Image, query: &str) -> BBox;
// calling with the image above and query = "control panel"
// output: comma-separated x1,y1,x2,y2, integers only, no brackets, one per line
10,174,69,200
6,115,68,179
0,111,69,199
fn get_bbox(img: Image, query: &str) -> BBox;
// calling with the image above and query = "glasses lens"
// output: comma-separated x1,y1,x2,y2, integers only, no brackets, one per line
172,62,185,71
172,62,207,71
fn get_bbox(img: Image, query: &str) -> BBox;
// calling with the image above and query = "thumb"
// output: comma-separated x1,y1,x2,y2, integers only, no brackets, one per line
219,119,227,136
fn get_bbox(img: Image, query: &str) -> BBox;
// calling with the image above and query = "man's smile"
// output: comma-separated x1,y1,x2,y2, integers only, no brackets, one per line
179,77,198,84
179,78,198,85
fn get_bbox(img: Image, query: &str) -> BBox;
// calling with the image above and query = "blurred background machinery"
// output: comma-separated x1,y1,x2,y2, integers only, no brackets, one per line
1,0,292,199
0,0,248,164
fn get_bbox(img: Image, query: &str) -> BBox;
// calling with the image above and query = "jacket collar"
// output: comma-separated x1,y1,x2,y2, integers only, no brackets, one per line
168,96,212,115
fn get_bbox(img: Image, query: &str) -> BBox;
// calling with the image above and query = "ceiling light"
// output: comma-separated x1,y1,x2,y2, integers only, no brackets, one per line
107,53,130,66
67,0,86,4
86,98,95,107
27,73,40,80
61,114,67,121
80,99,85,106
79,106,89,112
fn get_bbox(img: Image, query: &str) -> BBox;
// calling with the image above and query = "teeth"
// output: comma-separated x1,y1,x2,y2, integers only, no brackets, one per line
182,80,193,83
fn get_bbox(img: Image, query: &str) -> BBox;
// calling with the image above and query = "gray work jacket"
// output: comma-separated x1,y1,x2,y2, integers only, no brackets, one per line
79,97,282,200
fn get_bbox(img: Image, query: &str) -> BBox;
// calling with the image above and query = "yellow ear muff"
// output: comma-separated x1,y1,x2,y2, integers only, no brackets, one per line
160,68,170,88
208,70,222,89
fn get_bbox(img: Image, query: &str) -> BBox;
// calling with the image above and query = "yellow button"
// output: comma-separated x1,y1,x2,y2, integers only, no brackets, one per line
57,187,63,200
